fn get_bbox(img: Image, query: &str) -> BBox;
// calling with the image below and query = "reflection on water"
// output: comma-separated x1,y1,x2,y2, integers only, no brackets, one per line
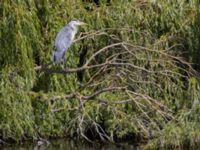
1,139,139,150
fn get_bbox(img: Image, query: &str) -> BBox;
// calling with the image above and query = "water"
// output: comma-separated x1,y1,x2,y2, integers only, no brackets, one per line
1,139,140,150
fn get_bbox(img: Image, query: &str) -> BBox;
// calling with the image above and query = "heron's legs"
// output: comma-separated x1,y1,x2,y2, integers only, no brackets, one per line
61,52,68,68
63,57,68,68
60,59,65,68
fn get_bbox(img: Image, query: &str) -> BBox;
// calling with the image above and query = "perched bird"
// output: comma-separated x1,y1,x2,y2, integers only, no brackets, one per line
53,20,86,64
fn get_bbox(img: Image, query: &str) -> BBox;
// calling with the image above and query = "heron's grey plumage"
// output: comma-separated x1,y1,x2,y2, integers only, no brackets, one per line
53,20,85,63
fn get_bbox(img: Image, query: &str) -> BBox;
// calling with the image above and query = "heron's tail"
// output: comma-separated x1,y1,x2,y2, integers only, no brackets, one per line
53,51,64,64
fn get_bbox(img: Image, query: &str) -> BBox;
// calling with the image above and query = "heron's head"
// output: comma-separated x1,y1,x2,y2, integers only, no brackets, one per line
68,20,87,28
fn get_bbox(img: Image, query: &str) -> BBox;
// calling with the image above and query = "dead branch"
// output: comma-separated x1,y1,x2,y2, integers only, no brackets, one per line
49,86,126,102
82,86,126,100
34,61,150,74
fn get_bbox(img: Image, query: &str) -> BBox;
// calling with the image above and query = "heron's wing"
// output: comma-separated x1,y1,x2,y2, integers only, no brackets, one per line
53,26,74,63
54,26,73,53
53,51,63,63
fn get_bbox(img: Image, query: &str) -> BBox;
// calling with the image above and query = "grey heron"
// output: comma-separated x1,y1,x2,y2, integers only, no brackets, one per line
53,20,86,64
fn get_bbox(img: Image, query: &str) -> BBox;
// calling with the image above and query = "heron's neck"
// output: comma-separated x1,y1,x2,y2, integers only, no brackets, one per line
70,25,78,34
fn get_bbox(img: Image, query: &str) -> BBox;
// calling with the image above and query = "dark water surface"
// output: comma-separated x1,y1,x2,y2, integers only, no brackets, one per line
1,139,140,150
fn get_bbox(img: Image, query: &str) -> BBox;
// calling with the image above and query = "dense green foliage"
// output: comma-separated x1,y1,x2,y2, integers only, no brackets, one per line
1,0,200,148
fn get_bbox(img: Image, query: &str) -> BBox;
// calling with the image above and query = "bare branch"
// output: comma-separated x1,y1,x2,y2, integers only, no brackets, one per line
82,86,126,100
49,86,126,102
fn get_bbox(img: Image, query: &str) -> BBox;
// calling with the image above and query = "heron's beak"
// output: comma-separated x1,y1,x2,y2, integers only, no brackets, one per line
79,22,87,26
